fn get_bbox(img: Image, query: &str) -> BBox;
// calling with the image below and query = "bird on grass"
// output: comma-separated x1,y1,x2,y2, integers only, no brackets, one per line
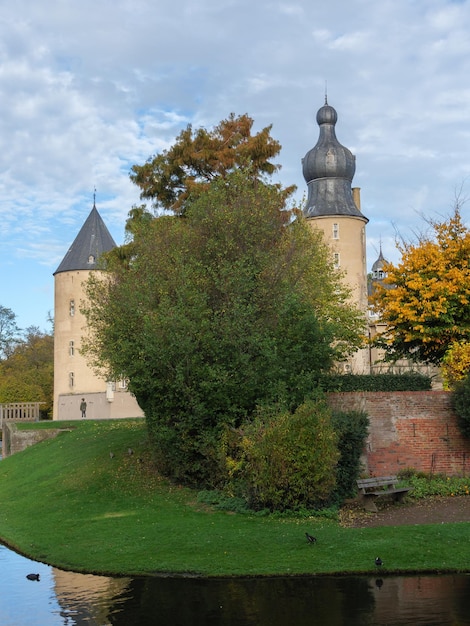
128,448,134,456
109,452,115,459
26,573,40,581
305,532,317,544
375,557,383,568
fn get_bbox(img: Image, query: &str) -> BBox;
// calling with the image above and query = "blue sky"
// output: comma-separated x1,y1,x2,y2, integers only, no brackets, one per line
2,0,470,330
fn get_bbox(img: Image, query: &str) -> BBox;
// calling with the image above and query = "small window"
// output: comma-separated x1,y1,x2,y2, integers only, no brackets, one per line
88,254,95,264
69,372,74,388
69,340,75,356
332,223,339,239
70,300,75,316
333,252,340,269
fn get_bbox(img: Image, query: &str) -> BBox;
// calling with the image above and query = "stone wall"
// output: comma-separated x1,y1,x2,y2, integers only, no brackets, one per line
2,422,70,458
328,391,470,476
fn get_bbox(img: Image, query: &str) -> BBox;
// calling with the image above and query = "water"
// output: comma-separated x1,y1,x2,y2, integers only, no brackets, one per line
1,545,470,625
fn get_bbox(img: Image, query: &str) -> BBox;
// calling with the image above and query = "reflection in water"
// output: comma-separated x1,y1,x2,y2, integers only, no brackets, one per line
1,544,470,625
52,569,130,624
104,575,470,626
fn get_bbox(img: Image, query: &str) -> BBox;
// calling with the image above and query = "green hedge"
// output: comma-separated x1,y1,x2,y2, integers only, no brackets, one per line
320,373,432,393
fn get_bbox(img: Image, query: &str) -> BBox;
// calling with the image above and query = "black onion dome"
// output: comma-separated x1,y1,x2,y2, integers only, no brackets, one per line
302,102,366,220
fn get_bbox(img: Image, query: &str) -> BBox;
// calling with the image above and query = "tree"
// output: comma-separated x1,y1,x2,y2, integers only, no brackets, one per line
82,167,365,487
370,208,470,364
0,327,54,416
0,305,20,360
130,113,295,215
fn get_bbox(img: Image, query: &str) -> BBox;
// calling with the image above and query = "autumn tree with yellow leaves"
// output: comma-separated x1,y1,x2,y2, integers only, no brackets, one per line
370,208,470,366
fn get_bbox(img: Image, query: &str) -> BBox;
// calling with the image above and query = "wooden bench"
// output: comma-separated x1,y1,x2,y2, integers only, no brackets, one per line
356,476,412,512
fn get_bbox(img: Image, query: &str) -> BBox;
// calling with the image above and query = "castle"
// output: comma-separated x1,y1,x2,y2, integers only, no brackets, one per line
52,100,388,420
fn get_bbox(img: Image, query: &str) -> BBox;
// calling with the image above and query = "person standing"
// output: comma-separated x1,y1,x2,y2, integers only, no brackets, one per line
80,398,87,418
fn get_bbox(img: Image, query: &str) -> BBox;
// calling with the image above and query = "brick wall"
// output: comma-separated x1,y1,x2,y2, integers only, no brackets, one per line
328,391,470,476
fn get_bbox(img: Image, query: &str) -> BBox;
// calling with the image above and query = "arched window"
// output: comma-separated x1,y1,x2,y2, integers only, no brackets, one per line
333,252,340,269
69,300,75,316
69,340,75,356
332,223,339,239
69,372,74,388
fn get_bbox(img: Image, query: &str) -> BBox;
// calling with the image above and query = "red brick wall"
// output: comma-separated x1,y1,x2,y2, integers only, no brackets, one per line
328,391,470,476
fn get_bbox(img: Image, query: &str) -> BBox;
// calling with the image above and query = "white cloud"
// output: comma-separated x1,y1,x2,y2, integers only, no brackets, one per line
0,0,470,327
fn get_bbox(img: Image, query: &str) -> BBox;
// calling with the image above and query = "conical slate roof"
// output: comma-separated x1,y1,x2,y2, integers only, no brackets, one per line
302,100,367,221
54,204,116,275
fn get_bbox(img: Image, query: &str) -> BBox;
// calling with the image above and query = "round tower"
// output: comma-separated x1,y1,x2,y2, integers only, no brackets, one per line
53,201,143,419
302,100,369,372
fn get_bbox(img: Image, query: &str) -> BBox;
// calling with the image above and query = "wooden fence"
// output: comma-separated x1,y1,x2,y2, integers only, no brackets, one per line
0,403,42,426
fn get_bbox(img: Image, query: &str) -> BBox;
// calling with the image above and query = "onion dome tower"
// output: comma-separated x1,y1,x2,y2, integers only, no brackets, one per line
303,101,365,220
302,99,369,372
53,198,143,420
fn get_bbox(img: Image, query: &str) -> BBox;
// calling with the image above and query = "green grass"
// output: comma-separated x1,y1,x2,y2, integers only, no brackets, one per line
0,419,470,577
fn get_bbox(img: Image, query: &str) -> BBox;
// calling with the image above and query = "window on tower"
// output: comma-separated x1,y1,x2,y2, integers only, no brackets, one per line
69,372,74,388
333,252,340,269
333,223,339,239
69,340,75,356
70,300,75,316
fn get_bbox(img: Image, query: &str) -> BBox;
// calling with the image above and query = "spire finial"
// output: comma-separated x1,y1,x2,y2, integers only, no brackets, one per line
93,187,96,208
324,80,328,105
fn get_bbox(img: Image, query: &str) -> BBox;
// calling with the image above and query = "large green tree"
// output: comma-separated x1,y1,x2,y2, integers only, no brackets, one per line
370,208,470,364
82,168,364,486
130,113,295,215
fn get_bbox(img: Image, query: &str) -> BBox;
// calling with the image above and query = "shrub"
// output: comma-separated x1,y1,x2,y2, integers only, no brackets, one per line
238,397,339,511
331,410,369,501
452,373,470,438
442,341,470,390
320,373,432,392
397,468,470,498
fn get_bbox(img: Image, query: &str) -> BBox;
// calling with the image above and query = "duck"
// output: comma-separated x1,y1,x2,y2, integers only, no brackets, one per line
26,573,40,581
375,557,383,567
305,532,317,544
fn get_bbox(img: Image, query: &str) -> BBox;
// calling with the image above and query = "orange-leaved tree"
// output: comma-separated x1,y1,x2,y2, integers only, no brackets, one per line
130,113,295,215
370,208,470,365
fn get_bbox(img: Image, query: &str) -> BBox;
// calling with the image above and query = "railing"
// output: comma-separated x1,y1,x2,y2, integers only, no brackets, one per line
0,403,43,426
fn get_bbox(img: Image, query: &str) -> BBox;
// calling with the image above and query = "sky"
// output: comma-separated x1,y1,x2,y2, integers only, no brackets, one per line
1,0,470,331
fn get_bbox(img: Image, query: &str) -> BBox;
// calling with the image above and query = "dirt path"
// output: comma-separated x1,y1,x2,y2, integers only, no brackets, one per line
340,496,470,528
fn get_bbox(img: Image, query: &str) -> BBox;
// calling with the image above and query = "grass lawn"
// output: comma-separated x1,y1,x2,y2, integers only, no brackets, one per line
0,419,469,577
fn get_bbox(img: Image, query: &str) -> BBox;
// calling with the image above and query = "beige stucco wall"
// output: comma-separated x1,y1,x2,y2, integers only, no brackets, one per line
53,270,143,420
307,214,370,373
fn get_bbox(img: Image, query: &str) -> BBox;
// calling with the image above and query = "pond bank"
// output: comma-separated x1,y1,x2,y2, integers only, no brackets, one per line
0,420,469,578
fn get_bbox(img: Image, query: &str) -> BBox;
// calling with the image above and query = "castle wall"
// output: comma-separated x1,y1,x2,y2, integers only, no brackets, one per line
328,391,470,476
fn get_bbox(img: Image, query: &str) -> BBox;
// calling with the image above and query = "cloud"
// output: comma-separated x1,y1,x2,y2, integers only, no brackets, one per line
1,0,470,328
